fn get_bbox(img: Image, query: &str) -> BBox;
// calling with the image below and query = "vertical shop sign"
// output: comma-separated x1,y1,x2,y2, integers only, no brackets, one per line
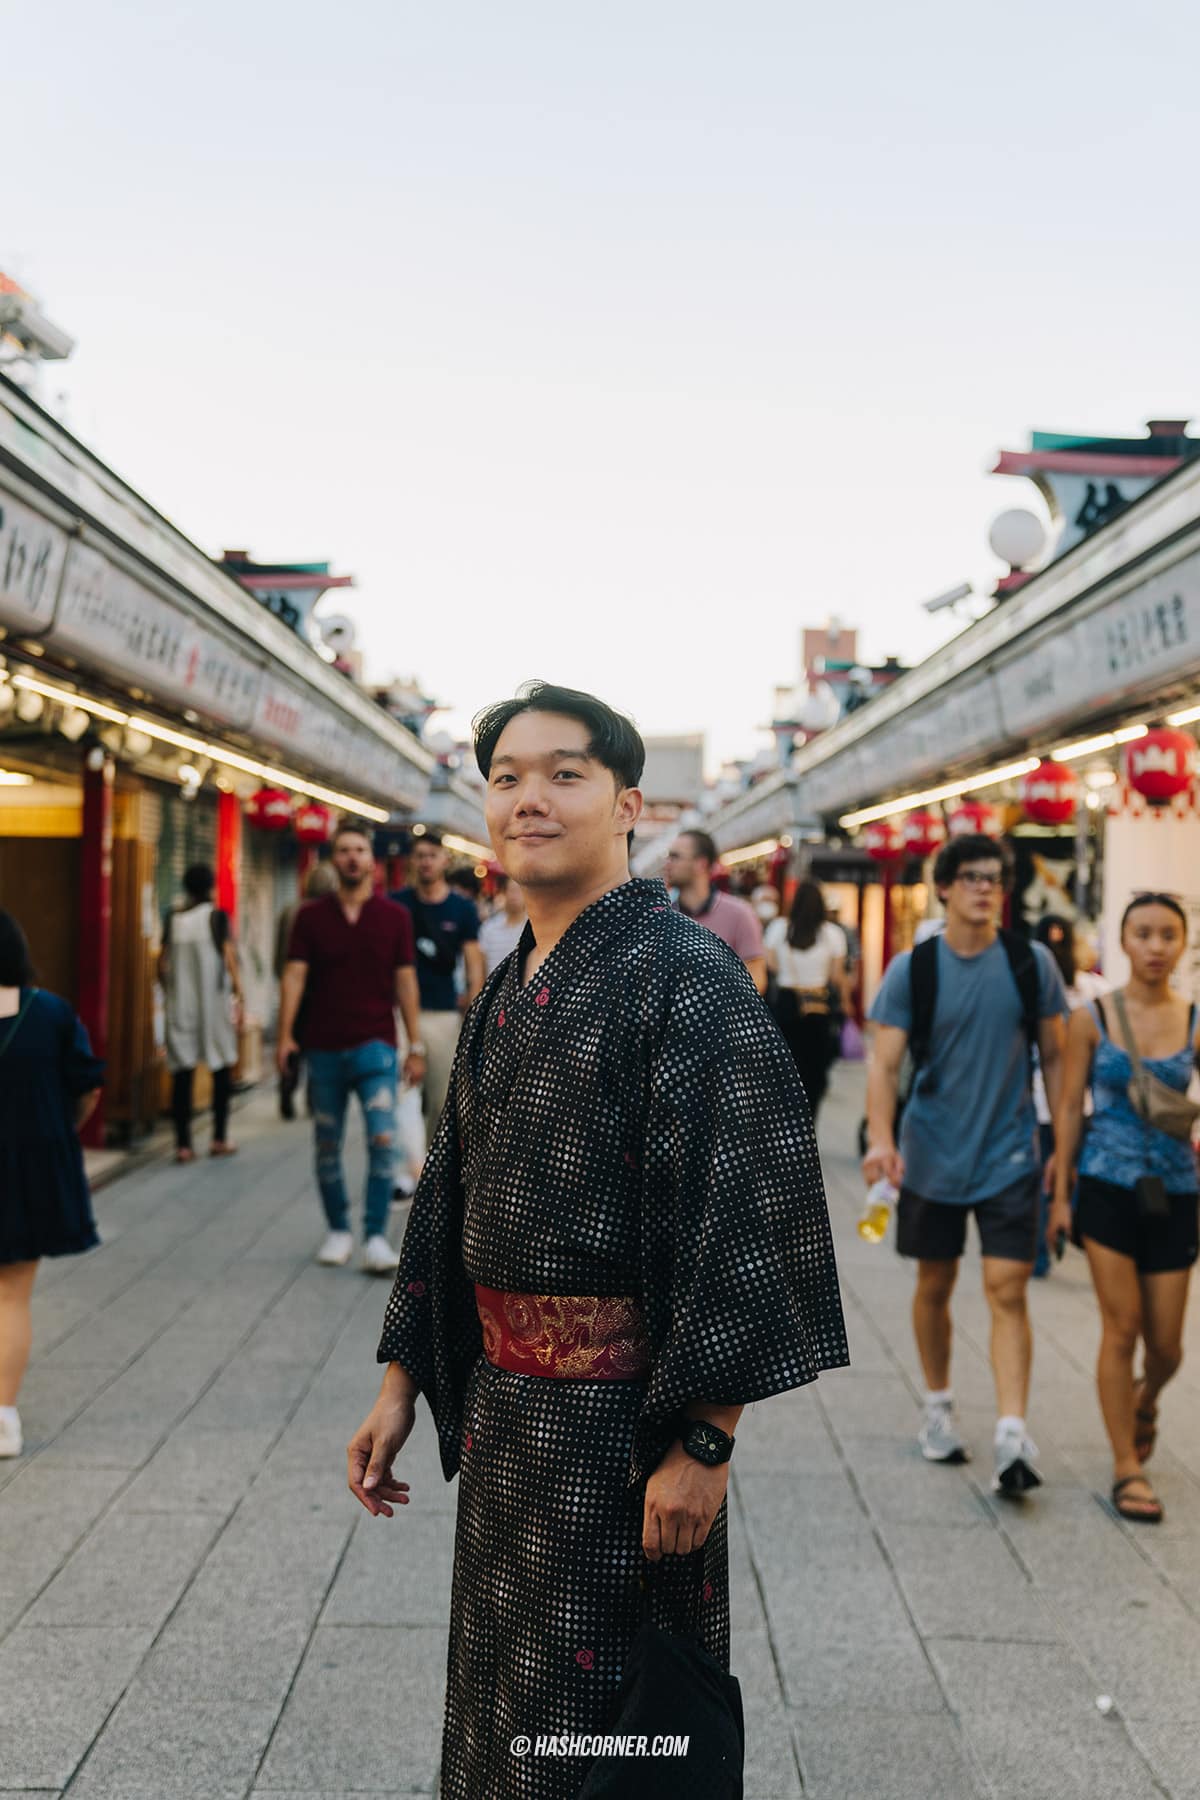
0,489,68,633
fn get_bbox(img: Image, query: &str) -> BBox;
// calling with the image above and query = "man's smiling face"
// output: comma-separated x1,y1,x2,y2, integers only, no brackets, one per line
484,710,640,891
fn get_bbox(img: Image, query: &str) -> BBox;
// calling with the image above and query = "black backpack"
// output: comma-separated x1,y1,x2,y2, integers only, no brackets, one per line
908,929,1040,1091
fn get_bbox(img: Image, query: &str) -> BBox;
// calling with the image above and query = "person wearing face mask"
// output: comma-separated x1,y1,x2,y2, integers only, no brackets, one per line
1051,893,1200,1524
750,884,780,927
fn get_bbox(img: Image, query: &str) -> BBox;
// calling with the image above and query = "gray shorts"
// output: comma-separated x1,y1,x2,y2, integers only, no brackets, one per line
897,1171,1040,1263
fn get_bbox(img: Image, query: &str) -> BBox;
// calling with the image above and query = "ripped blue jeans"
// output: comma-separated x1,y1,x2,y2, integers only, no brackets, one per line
307,1040,397,1240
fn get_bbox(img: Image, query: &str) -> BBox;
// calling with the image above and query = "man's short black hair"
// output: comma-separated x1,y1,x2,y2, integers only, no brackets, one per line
473,681,645,791
0,910,35,986
932,832,1013,890
680,829,719,870
413,829,444,849
183,863,215,902
333,820,374,847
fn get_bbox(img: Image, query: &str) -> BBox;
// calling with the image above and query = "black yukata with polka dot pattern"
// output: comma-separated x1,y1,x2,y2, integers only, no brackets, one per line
378,878,848,1798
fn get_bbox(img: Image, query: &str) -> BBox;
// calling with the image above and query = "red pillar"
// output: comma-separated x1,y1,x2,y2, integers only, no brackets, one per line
78,750,114,1149
881,867,897,969
216,791,241,930
297,845,317,892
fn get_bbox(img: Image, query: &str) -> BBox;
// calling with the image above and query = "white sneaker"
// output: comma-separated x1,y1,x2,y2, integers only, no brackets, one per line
316,1230,354,1267
0,1407,23,1458
918,1403,970,1464
993,1423,1043,1495
362,1234,400,1275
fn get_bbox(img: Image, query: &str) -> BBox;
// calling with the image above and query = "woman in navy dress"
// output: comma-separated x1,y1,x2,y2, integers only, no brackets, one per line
0,911,104,1458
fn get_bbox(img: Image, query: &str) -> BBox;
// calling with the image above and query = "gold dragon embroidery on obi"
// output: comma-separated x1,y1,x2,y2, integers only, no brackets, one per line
477,1290,650,1378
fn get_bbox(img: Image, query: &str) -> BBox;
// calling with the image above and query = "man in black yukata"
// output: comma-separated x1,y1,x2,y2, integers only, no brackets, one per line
348,681,848,1799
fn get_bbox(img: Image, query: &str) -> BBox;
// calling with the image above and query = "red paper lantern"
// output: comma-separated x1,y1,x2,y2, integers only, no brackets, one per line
947,800,999,838
903,810,947,858
864,819,904,862
1125,727,1196,804
246,786,292,832
294,801,335,844
1021,759,1078,825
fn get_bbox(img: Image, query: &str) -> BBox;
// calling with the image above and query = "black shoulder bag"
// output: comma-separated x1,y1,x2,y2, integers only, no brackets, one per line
578,1559,744,1798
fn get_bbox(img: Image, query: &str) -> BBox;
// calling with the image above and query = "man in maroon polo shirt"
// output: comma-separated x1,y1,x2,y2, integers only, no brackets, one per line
666,829,767,994
278,824,426,1274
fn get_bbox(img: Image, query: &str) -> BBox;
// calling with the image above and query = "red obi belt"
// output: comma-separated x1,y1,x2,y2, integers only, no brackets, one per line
474,1286,651,1381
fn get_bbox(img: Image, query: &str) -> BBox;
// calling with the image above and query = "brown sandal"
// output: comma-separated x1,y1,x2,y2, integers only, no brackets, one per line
1112,1474,1164,1524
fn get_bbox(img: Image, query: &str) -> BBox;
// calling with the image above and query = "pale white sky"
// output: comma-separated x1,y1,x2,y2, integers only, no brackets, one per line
8,1,1199,768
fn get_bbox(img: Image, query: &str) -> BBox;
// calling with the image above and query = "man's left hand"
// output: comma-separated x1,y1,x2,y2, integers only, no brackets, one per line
403,1051,426,1087
642,1442,728,1561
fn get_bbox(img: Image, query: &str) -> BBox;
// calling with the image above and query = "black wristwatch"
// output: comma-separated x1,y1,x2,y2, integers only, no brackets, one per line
680,1419,735,1467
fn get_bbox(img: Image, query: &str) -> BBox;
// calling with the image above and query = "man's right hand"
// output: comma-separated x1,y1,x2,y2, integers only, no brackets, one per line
862,1142,904,1188
347,1391,416,1518
276,1033,300,1076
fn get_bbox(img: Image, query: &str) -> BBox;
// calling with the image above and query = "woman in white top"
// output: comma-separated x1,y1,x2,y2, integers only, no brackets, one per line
160,863,243,1163
765,880,849,1127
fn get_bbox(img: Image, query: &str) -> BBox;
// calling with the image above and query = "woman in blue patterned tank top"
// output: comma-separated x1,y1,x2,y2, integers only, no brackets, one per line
1052,895,1200,1525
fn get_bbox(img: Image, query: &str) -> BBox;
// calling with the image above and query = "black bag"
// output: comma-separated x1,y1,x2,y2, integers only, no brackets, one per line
405,894,460,977
908,927,1040,1089
578,1574,744,1799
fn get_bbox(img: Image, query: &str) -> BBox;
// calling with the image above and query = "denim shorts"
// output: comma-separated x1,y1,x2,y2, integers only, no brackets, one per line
897,1171,1040,1263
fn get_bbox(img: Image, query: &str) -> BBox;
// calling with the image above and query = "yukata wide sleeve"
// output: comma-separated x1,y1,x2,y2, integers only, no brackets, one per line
376,1049,481,1481
632,946,849,1482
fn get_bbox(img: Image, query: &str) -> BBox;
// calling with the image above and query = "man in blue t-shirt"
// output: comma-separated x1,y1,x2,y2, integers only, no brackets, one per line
864,833,1068,1495
392,833,484,1131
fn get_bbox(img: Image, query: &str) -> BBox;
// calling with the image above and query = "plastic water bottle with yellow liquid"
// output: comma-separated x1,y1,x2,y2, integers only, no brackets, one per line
857,1179,898,1244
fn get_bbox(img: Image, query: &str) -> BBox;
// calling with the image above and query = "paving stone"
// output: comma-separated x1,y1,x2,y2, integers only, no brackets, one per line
927,1637,1164,1798
0,1466,130,1632
1123,1717,1200,1799
323,1508,453,1628
885,1520,1062,1642
68,1690,280,1798
741,1488,944,1714
0,1625,153,1788
256,1625,446,1793
792,1707,982,1799
119,1424,278,1515
730,1392,844,1475
36,1277,198,1371
819,1371,923,1440
839,1434,993,1528
733,1629,803,1797
26,1510,221,1628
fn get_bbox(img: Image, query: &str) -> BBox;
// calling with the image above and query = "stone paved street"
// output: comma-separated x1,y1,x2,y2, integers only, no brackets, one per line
3,1066,1199,1798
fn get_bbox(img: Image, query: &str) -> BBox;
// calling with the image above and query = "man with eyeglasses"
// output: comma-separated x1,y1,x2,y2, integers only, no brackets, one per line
863,833,1069,1494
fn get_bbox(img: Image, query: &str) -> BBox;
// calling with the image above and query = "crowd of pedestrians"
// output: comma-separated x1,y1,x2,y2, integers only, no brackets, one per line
3,692,1199,1796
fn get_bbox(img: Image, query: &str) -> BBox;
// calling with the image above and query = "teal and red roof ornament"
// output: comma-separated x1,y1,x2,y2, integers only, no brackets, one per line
992,420,1200,573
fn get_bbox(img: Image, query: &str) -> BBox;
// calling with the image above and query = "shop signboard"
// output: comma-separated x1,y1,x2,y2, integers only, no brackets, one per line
251,672,408,805
53,539,261,727
994,546,1200,738
0,486,69,634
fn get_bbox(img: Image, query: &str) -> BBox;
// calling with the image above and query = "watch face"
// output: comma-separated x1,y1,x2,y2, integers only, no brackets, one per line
685,1422,729,1466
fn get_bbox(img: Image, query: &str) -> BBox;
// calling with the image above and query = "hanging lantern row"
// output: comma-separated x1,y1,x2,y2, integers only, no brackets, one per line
864,819,904,862
1020,758,1078,825
1126,727,1196,803
246,788,335,842
902,810,946,858
946,800,999,838
294,801,336,844
860,723,1200,859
